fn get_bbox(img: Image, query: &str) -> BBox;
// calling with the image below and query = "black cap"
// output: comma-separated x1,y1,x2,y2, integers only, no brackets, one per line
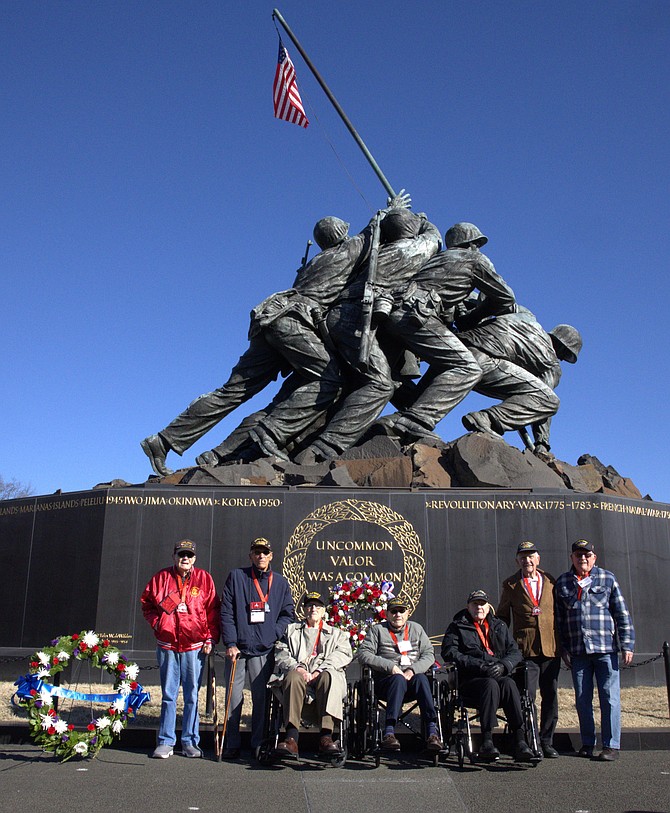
387,597,408,611
467,589,489,604
572,539,594,553
516,540,539,555
250,537,272,552
174,539,196,555
303,591,325,608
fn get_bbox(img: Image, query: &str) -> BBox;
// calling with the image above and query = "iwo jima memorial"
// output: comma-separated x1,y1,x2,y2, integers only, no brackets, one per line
1,10,668,686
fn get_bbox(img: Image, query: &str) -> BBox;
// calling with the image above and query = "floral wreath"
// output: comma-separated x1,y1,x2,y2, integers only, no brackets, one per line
326,579,395,649
13,630,150,762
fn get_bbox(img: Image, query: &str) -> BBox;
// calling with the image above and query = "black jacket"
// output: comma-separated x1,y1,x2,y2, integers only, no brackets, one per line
441,608,522,681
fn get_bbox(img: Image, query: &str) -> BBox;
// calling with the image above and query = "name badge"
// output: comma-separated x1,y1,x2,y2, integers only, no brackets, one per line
531,607,541,616
397,640,412,654
250,601,265,623
577,576,592,589
400,654,412,666
177,603,188,613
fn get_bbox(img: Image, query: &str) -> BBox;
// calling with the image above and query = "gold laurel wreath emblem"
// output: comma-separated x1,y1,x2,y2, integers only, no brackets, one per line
282,499,425,613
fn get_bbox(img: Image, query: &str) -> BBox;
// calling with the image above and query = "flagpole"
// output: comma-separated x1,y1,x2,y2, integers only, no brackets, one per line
272,8,397,199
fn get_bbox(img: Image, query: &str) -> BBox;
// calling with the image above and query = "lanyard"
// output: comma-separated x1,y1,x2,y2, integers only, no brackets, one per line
175,570,190,603
252,570,273,604
474,619,494,655
388,624,409,650
522,574,542,607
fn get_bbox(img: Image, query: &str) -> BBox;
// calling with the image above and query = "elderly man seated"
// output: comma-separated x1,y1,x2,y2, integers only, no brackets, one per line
272,592,352,758
441,589,534,762
357,596,443,753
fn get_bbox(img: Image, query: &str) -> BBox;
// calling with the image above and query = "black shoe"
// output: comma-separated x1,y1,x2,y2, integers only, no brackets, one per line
577,746,594,758
222,747,241,760
596,747,619,761
542,744,560,758
514,741,534,763
477,740,500,760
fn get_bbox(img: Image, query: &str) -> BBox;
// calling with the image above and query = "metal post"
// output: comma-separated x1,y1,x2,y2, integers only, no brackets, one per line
272,8,397,199
663,641,670,720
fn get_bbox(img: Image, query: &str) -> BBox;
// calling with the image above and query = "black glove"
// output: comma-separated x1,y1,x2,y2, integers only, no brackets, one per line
484,661,506,679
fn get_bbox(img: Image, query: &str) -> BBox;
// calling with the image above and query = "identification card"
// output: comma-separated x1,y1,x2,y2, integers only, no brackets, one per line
177,602,188,613
400,654,412,667
250,601,265,624
397,640,412,654
577,576,592,589
531,606,541,616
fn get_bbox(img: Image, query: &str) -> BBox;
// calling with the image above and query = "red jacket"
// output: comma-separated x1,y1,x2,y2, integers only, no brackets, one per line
141,566,220,652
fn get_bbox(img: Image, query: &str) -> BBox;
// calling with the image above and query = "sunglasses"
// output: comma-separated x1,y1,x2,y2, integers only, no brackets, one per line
176,552,196,558
389,608,407,614
573,552,594,559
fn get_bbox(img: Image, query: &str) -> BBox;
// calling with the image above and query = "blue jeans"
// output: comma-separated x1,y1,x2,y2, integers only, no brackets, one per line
156,646,205,747
374,672,437,728
571,652,621,749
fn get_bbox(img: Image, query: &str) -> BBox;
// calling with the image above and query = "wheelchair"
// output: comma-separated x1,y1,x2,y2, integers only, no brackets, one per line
442,661,542,768
256,663,358,767
352,664,451,767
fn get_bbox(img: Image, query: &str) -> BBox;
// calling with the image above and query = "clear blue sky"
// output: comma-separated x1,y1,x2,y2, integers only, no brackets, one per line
3,1,669,503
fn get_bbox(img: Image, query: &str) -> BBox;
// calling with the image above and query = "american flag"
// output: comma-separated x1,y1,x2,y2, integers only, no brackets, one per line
273,41,309,128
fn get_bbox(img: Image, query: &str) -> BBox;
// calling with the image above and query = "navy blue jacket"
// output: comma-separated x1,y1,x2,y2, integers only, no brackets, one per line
221,566,294,656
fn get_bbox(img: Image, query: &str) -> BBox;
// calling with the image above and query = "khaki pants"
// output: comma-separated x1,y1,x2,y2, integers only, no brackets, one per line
282,669,335,731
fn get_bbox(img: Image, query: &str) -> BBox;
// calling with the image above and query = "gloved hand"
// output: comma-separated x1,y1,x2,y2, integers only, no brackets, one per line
484,661,506,679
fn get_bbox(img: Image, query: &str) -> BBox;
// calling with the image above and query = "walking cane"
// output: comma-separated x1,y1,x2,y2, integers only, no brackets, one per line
216,655,238,762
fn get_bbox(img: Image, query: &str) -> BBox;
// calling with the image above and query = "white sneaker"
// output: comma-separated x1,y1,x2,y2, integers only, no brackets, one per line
151,745,174,759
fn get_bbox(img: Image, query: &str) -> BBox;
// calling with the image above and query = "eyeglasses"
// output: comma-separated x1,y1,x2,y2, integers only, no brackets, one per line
251,550,270,556
176,552,195,558
305,603,323,609
573,552,594,559
389,608,406,614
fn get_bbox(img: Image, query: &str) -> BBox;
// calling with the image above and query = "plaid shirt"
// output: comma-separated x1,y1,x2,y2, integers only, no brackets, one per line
554,565,635,656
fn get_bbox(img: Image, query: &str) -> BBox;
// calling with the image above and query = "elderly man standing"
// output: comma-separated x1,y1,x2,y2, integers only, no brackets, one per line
555,539,635,761
272,592,352,758
357,596,443,753
497,540,561,758
140,539,220,759
220,538,294,759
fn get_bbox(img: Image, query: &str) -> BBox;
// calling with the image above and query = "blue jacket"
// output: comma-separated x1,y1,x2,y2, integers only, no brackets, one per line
220,566,294,656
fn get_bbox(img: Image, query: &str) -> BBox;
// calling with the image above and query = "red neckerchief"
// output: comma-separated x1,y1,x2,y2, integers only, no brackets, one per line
474,618,494,655
574,567,592,600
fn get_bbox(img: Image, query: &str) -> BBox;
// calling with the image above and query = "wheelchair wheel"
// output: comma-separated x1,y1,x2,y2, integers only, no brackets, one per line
456,737,465,769
257,743,275,766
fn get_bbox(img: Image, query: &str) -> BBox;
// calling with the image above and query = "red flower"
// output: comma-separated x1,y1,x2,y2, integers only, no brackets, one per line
117,663,126,671
47,726,56,735
87,723,95,731
52,657,59,665
130,681,138,690
108,708,116,715
68,724,75,731
102,639,110,648
30,661,38,667
30,689,37,697
72,634,79,640
49,709,57,717
92,645,99,652
79,643,88,651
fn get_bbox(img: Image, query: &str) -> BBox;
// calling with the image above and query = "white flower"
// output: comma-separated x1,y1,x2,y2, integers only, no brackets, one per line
36,651,50,665
37,669,51,680
54,719,68,734
82,631,99,647
118,681,132,696
57,650,70,661
124,663,139,680
111,719,123,735
104,651,119,666
40,713,53,730
73,742,88,755
39,687,53,704
95,716,111,729
112,697,127,712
